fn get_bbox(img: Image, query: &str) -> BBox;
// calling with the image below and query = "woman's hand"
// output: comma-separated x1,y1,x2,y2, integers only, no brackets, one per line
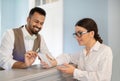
57,63,75,74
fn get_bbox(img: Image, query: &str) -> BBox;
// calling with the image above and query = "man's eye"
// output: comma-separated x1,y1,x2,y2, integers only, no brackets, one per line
34,21,39,23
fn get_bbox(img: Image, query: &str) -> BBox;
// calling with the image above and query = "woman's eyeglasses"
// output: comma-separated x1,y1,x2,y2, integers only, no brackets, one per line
73,31,88,38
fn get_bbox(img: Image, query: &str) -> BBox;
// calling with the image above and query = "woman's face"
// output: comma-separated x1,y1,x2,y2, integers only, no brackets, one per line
74,26,93,46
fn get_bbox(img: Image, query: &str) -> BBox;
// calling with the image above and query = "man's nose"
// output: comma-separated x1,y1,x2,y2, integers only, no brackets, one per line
36,23,42,28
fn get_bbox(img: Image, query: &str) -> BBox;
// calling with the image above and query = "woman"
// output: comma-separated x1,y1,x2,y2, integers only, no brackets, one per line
41,18,113,81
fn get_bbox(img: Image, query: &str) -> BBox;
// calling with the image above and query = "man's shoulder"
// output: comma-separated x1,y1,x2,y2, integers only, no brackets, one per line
4,26,22,36
4,28,13,34
1,28,14,40
12,25,24,30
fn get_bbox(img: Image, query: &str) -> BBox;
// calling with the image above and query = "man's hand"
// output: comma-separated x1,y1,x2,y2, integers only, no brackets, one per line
12,51,37,69
25,51,38,67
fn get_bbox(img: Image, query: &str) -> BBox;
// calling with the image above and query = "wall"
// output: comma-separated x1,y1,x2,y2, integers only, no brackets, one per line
39,0,63,57
1,0,29,36
28,0,63,57
108,0,120,81
0,0,1,39
63,0,120,81
63,0,108,53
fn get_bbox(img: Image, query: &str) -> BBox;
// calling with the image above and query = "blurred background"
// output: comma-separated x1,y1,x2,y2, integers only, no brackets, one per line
0,0,120,81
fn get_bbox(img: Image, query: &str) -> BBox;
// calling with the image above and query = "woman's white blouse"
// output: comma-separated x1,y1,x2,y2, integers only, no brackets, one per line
56,41,113,81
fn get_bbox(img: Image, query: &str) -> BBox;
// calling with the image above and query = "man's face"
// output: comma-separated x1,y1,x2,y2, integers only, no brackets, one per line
27,12,45,35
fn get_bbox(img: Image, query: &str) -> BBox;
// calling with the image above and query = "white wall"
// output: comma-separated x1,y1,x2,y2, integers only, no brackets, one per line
63,0,108,53
108,0,120,81
29,0,63,58
0,0,1,40
40,0,63,57
0,0,29,42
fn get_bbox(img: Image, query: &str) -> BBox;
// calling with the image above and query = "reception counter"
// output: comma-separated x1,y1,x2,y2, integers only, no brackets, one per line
0,65,75,81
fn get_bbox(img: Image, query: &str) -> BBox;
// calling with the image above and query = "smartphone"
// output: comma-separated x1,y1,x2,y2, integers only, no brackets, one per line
38,53,52,67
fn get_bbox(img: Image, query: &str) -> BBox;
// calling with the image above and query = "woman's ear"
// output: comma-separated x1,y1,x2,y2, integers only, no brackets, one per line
90,31,95,38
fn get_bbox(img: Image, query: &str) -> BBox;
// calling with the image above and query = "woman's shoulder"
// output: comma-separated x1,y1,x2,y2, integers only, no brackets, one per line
100,43,112,51
99,43,113,56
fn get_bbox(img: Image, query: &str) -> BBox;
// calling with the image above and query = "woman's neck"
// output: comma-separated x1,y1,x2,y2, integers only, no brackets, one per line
85,39,96,55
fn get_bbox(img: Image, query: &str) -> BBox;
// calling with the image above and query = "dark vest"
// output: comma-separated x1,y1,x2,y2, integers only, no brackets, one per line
12,26,40,62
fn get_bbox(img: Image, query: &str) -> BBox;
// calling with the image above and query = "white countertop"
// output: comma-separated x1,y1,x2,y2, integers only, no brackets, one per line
0,65,74,81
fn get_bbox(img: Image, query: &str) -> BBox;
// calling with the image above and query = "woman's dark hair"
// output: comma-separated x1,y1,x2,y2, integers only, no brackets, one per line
29,7,46,17
75,18,103,43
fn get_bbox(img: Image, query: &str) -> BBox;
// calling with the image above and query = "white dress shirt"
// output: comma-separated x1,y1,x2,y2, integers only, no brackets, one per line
56,41,113,81
0,26,53,70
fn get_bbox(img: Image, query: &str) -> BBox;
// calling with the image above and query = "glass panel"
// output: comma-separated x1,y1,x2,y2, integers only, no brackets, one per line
35,0,40,6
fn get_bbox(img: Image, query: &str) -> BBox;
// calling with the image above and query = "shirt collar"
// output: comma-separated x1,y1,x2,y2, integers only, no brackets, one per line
91,41,101,51
83,41,101,55
22,25,37,40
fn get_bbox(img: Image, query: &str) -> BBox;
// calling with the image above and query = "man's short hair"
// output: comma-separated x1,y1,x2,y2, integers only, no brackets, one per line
29,7,46,17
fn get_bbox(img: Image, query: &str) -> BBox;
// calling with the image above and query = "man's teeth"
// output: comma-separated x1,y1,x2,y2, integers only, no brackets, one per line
35,28,39,31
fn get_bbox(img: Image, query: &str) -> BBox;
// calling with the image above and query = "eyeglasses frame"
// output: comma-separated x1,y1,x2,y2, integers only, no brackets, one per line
73,31,89,38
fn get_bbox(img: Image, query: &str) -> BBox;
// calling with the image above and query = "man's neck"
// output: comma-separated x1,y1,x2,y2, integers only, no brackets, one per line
25,25,33,36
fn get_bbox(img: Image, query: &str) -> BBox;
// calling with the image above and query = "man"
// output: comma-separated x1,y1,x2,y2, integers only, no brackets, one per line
0,7,54,70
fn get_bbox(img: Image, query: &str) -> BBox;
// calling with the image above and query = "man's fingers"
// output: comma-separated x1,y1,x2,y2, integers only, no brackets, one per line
41,61,49,68
25,51,37,58
46,54,53,60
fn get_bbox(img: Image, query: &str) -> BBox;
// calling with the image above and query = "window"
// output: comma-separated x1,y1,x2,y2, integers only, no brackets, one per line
35,0,59,6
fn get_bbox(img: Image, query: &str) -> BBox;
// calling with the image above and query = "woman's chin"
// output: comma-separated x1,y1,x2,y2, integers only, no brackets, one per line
78,42,84,46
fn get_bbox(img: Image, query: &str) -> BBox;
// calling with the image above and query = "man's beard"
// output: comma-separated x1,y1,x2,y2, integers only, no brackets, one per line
31,26,41,34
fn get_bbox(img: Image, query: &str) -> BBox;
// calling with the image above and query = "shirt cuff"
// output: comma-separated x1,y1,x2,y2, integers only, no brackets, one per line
73,68,82,80
3,59,17,70
56,58,61,65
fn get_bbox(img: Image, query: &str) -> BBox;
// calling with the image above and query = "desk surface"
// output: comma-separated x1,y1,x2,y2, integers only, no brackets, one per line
0,65,74,81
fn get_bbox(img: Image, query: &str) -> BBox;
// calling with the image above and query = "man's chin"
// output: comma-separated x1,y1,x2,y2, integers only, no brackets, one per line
34,32,39,35
32,31,39,35
34,29,40,34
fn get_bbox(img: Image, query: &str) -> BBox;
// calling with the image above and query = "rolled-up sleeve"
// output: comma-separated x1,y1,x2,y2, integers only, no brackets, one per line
56,52,80,65
0,30,17,70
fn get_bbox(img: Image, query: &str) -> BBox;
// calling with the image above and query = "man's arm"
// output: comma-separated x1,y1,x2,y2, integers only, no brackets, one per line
0,30,16,70
12,61,27,69
12,51,38,69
